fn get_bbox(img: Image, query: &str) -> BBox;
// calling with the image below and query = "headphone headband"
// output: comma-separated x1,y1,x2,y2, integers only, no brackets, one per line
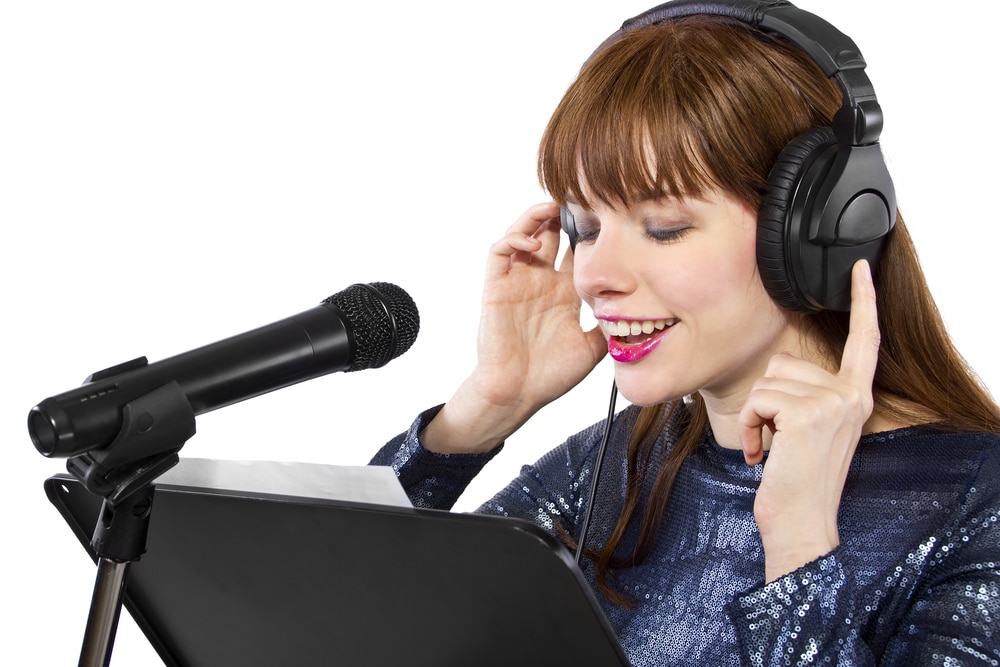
619,0,883,146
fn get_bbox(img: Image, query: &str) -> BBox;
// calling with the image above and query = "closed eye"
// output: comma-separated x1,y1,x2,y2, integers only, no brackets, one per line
646,226,691,244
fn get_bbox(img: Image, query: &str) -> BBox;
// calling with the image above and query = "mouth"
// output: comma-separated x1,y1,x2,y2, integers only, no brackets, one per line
600,318,678,362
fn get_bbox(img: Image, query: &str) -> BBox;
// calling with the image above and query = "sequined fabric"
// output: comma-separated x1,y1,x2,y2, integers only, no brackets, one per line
371,405,1000,665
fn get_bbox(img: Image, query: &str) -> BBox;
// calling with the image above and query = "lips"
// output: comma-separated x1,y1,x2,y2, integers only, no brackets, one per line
601,318,677,363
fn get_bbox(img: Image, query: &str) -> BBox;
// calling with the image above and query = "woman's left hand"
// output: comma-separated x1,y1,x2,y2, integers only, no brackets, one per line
738,260,881,582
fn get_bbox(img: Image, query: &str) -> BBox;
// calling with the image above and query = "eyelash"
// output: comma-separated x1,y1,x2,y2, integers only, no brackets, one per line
574,225,691,245
646,226,691,244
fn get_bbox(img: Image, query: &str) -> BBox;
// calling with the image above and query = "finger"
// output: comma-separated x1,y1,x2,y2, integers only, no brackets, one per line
839,259,881,385
505,202,561,236
484,204,559,278
760,352,837,386
749,375,831,400
738,394,776,466
484,233,538,278
530,216,563,267
738,418,766,465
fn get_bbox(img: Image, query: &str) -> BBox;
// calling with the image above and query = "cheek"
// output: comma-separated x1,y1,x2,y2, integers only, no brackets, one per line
716,221,771,305
673,240,764,310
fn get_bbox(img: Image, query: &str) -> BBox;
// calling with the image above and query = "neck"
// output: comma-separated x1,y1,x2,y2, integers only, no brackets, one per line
699,322,835,451
701,386,915,453
701,391,754,451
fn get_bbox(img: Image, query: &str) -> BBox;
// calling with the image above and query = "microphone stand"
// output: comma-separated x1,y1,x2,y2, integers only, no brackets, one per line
64,381,197,667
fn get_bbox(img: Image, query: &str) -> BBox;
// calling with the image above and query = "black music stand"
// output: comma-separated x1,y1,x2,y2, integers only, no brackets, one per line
46,462,629,667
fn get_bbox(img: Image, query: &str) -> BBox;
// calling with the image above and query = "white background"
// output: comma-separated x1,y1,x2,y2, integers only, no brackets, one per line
1,1,996,664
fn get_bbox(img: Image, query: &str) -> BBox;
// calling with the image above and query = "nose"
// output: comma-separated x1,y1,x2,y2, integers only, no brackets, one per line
573,224,637,300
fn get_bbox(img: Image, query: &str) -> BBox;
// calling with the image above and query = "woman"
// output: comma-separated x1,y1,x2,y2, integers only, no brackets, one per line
372,2,1000,664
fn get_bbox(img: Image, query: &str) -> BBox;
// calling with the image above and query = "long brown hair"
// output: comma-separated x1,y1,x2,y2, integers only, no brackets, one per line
538,16,1000,604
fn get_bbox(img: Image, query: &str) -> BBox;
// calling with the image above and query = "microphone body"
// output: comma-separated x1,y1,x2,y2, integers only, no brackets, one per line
29,282,419,459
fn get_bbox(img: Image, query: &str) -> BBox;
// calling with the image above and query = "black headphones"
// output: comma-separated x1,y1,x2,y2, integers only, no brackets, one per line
559,0,896,312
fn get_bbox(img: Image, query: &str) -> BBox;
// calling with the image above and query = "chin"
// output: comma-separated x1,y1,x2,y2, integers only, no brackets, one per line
613,375,689,408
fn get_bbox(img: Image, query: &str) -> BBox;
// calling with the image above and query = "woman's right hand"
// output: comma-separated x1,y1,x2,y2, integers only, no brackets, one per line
421,202,608,454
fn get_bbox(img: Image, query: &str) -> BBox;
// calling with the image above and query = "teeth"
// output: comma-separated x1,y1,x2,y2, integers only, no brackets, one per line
603,319,676,337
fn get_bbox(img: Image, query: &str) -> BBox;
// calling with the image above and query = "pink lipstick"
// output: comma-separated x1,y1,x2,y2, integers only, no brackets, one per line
608,332,667,362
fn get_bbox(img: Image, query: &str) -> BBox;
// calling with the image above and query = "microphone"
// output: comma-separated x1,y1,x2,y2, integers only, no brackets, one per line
28,282,419,459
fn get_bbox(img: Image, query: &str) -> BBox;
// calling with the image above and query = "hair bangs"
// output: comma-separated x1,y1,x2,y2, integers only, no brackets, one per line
539,33,721,210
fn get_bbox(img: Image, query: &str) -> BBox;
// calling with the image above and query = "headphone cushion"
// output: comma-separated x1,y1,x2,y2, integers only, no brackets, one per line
757,127,838,312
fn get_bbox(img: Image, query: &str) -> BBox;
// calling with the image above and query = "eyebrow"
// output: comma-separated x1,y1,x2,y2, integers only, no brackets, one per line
564,192,680,210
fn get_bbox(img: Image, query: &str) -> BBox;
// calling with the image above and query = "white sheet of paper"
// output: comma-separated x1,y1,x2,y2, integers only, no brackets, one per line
155,458,413,508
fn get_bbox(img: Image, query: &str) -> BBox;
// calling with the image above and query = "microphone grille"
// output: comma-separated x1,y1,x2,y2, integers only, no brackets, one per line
323,282,420,371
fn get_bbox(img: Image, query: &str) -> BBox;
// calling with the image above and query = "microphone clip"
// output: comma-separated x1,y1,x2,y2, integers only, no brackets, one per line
66,380,196,508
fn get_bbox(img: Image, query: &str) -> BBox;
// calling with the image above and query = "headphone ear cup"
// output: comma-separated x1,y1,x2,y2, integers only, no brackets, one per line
560,205,578,250
757,127,839,313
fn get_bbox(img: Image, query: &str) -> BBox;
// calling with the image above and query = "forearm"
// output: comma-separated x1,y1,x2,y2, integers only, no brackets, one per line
728,549,876,666
371,405,503,509
419,377,539,455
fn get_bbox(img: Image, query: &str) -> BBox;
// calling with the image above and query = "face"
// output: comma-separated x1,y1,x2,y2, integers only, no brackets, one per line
570,189,808,409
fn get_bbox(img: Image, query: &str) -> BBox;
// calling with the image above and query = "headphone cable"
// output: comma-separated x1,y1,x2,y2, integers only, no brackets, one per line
574,380,618,566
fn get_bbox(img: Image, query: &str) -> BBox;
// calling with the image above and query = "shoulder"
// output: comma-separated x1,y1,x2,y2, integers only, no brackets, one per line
860,426,1000,458
854,426,1000,501
859,424,1000,456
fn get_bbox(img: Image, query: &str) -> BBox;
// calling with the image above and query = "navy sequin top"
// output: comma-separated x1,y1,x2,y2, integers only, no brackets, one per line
371,404,1000,665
